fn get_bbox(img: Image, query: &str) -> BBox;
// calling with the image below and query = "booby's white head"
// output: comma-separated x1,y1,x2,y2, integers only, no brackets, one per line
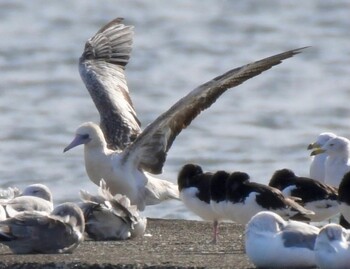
64,122,107,152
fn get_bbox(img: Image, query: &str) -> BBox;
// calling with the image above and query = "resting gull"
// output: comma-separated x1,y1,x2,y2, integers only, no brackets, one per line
79,179,146,240
245,211,319,268
269,168,339,222
1,183,53,218
314,223,350,269
64,17,307,210
311,136,350,188
0,202,84,254
308,132,337,182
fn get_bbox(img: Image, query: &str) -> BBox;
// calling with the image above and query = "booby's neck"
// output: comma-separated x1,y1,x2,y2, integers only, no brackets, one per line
83,141,115,186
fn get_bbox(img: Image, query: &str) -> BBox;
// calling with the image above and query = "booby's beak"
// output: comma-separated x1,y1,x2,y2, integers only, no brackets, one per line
63,134,90,153
307,142,320,150
310,148,326,156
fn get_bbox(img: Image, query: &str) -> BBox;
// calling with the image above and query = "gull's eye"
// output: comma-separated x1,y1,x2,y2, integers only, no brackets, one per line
81,134,90,139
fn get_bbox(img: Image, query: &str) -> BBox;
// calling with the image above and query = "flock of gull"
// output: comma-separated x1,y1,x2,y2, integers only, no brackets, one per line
0,17,349,268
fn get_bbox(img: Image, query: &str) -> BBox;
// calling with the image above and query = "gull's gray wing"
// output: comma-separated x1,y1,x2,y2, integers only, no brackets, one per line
5,196,53,218
122,47,308,174
0,212,78,254
282,221,319,250
79,18,141,150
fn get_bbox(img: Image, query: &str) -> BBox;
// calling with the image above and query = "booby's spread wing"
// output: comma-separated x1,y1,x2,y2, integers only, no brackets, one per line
122,47,308,174
79,18,141,150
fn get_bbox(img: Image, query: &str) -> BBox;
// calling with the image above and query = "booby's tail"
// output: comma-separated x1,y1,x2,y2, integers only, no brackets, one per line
144,174,180,206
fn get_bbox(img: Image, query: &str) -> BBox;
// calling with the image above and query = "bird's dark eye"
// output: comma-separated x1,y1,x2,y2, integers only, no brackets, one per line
81,134,90,139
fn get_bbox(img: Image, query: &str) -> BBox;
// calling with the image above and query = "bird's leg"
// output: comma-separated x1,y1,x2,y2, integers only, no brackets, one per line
211,220,219,244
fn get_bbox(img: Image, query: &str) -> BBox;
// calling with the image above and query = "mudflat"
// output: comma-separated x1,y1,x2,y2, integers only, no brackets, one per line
0,218,255,269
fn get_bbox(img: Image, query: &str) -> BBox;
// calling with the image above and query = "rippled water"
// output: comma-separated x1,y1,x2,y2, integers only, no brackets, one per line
1,0,350,219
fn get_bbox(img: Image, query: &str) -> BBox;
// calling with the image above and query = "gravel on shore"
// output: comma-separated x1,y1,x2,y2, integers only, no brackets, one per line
0,218,255,269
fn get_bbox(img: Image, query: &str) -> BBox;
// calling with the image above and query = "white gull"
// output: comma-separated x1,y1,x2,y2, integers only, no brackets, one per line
311,136,350,188
315,223,350,269
63,17,307,210
1,183,53,217
308,132,337,182
245,211,319,268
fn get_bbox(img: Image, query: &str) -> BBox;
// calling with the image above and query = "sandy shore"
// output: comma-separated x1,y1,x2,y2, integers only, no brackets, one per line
0,218,256,269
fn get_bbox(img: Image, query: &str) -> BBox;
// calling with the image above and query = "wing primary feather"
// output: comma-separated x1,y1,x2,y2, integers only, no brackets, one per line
79,18,141,150
122,47,309,174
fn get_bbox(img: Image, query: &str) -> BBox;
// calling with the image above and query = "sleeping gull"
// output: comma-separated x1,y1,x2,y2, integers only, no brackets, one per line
308,132,337,182
269,168,339,222
245,211,319,268
314,223,350,269
311,136,350,188
1,183,53,217
222,171,314,224
177,164,225,243
0,202,85,254
64,17,307,210
79,179,147,240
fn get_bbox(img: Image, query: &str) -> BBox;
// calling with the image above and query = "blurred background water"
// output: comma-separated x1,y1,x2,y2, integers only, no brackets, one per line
0,0,349,219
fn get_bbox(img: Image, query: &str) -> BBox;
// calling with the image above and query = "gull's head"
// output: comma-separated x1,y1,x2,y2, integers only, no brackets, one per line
52,202,85,234
22,183,53,203
246,211,285,234
316,223,348,245
312,136,350,157
64,122,106,152
307,132,337,150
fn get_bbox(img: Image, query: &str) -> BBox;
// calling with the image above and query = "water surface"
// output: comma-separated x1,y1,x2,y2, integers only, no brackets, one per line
1,0,349,219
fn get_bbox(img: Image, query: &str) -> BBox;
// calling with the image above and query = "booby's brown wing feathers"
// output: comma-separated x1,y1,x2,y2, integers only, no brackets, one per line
122,47,308,174
79,18,141,151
